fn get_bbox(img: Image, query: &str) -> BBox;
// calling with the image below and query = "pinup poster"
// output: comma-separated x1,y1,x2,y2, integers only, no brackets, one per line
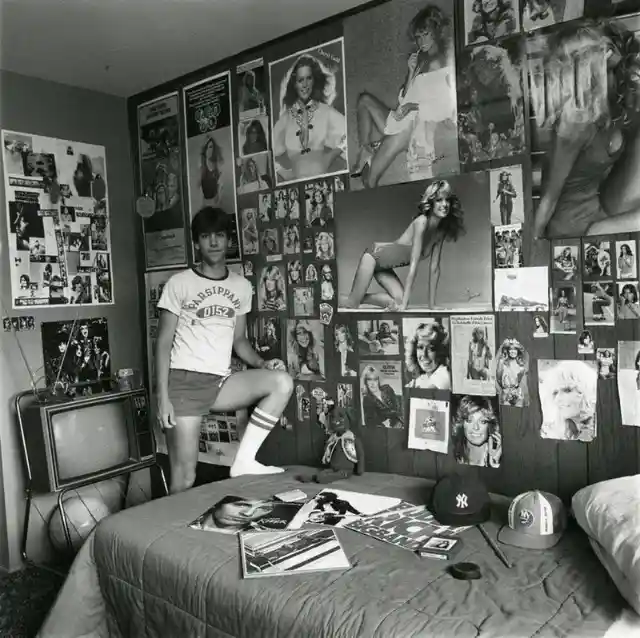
286,319,325,381
268,37,348,187
489,164,524,226
402,317,451,390
41,317,111,397
450,395,502,468
583,281,615,326
523,0,584,31
336,173,492,312
450,314,496,397
596,347,616,380
359,359,404,429
494,224,523,269
538,360,597,441
137,93,188,269
527,13,640,240
494,267,549,311
550,284,578,333
237,58,268,121
463,0,521,46
344,0,459,190
249,316,286,368
618,341,640,426
356,319,400,356
615,239,638,280
457,38,526,167
552,243,579,282
2,131,115,308
408,397,450,454
496,337,530,407
183,71,240,261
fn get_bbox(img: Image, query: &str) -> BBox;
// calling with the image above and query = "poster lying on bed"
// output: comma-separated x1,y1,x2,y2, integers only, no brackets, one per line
268,37,348,187
335,173,492,312
137,92,188,270
2,131,114,308
344,0,459,190
183,71,240,261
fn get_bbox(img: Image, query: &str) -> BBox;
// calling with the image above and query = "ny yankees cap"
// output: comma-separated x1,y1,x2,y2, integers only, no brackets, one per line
498,490,567,550
430,474,491,526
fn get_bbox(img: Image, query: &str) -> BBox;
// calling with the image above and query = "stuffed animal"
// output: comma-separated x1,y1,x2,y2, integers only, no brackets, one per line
298,405,365,483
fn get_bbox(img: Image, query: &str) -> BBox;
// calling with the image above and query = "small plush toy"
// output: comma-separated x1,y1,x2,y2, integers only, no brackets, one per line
299,405,365,483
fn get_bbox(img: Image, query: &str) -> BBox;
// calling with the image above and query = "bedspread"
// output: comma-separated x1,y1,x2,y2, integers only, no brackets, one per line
38,468,627,638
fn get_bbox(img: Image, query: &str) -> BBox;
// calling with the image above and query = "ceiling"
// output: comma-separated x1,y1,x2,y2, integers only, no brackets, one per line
0,0,372,97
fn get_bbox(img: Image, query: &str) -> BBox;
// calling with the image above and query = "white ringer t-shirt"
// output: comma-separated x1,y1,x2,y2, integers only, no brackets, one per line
157,268,252,376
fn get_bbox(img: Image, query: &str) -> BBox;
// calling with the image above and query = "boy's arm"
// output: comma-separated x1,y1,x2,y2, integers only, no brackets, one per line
156,310,178,427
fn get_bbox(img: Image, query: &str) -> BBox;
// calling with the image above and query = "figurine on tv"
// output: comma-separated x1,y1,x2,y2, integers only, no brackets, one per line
299,404,365,483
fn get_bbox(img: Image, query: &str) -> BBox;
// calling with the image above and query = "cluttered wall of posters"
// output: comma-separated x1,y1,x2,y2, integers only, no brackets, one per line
183,71,241,262
2,131,114,308
137,93,188,270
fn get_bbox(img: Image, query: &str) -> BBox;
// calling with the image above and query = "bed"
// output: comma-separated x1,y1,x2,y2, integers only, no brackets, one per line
39,467,632,638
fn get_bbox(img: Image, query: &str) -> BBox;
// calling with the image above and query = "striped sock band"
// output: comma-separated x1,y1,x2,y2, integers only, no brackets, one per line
250,407,278,432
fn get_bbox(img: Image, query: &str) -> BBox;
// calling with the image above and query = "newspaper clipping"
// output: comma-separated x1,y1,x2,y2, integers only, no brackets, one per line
450,314,496,396
359,359,403,428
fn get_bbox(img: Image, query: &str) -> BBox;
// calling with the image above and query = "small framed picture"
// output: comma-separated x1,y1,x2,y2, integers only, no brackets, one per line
422,536,458,552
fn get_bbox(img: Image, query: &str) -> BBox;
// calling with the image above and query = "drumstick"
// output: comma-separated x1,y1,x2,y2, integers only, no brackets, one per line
477,523,512,569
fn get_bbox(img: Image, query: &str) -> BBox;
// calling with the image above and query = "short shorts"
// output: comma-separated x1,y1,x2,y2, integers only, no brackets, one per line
168,369,229,418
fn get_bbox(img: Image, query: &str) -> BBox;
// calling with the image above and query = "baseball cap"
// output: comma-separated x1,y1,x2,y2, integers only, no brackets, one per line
498,490,567,549
430,474,491,526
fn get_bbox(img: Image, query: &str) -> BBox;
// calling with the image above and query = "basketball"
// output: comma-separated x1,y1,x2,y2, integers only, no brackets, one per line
48,495,111,553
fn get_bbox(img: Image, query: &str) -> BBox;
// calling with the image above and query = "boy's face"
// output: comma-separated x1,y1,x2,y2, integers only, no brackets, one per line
198,231,228,265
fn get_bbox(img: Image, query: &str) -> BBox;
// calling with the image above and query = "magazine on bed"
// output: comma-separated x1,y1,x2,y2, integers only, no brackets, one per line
344,504,470,552
189,496,305,535
239,528,351,578
287,488,403,529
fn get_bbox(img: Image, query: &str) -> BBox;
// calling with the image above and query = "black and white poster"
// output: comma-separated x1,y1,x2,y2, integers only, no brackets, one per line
237,58,268,121
596,347,616,380
183,71,240,261
250,316,285,368
408,397,450,453
495,267,549,310
286,319,325,380
463,0,520,45
137,93,188,269
359,359,404,428
450,314,496,396
616,240,638,280
550,284,578,333
258,264,287,311
269,38,348,186
356,319,400,356
334,323,358,377
402,317,451,390
523,0,584,31
489,164,524,226
344,1,459,189
496,337,530,407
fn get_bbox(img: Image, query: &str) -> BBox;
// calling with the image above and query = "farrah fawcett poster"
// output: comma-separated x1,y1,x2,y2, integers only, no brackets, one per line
336,173,492,312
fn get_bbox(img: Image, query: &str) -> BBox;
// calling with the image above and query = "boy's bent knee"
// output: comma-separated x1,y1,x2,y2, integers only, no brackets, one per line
271,370,294,396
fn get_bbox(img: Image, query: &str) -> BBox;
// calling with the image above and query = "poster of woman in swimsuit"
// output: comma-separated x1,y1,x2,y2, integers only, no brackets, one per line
528,14,640,240
335,172,492,312
344,0,459,191
183,71,240,261
268,38,348,187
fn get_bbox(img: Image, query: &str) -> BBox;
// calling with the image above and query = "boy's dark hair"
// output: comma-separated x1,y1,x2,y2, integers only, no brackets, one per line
191,207,232,243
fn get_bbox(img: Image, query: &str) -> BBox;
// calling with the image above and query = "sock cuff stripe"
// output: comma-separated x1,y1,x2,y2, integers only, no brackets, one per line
250,416,275,431
253,407,278,424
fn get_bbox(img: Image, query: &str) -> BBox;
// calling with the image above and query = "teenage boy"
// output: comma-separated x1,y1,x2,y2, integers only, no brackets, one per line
156,207,294,493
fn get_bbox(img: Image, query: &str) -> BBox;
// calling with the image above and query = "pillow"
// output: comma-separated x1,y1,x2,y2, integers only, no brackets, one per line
572,475,640,615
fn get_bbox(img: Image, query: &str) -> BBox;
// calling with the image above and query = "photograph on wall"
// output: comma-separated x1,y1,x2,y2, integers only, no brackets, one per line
273,187,301,220
550,285,577,333
257,264,287,311
292,287,315,317
286,319,325,380
2,130,115,308
260,228,281,261
533,313,549,338
584,281,615,326
617,341,640,426
495,267,548,311
236,154,272,195
617,281,640,320
250,316,285,368
552,244,579,281
336,173,492,312
538,359,597,441
334,323,358,377
238,117,269,159
356,319,400,356
463,0,520,45
528,13,640,240
315,231,335,261
237,58,268,120
320,264,335,301
183,71,240,261
41,317,111,397
283,224,300,255
489,164,524,226
583,240,612,278
304,179,335,228
616,240,638,280
269,37,348,187
450,314,496,396
240,208,259,255
403,317,451,390
344,0,459,190
359,359,404,429
578,330,595,355
287,260,303,286
337,382,354,408
137,93,188,269
457,38,525,167
258,192,274,222
494,224,523,268
523,0,584,31
450,395,502,468
407,397,450,453
496,337,529,407
596,347,616,380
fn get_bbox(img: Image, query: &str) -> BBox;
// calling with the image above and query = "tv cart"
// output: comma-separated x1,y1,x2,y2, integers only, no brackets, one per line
15,384,169,565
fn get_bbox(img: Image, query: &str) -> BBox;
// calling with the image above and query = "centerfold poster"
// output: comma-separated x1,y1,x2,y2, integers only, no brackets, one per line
137,93,188,269
2,131,114,308
183,71,241,262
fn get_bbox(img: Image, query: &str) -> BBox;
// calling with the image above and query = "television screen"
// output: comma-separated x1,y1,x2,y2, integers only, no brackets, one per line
51,401,132,481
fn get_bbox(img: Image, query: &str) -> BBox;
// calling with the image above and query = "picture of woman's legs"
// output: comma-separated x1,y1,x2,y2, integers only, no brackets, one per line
365,128,414,189
345,251,404,309
352,92,391,174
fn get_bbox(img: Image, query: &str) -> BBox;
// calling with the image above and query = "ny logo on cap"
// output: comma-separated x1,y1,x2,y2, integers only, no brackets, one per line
456,493,468,508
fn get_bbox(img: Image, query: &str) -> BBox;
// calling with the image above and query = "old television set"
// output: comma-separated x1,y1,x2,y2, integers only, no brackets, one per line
18,388,156,494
